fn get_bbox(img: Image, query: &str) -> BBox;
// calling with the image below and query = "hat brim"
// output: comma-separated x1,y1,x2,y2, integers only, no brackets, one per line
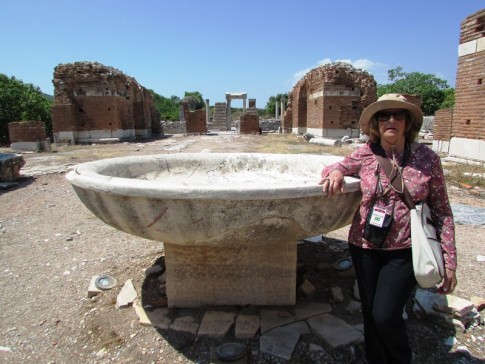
359,99,423,135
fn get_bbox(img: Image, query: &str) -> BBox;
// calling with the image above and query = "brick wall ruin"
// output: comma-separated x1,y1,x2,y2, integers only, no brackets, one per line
8,121,46,143
284,62,377,138
51,62,161,144
185,109,207,134
8,121,51,152
433,9,485,160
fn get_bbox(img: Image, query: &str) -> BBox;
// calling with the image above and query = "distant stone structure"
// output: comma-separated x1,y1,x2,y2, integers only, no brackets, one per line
8,121,51,152
178,100,208,134
284,62,377,138
51,62,161,144
211,102,228,131
238,98,260,134
433,9,485,161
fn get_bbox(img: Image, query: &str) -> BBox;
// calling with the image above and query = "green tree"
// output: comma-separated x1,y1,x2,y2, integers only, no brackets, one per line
182,91,205,110
149,90,180,120
440,88,455,109
377,67,454,115
0,74,52,145
265,93,289,116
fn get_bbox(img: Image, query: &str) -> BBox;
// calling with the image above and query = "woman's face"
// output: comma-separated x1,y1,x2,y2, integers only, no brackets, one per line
376,108,407,144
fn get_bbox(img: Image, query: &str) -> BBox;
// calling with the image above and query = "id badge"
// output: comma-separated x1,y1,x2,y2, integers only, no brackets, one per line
369,206,387,228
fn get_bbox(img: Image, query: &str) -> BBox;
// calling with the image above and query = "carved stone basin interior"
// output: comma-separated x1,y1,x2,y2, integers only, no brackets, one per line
66,153,361,307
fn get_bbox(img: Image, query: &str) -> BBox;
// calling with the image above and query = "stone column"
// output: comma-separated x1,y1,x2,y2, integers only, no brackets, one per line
275,101,280,119
226,97,232,130
204,99,210,126
243,95,247,114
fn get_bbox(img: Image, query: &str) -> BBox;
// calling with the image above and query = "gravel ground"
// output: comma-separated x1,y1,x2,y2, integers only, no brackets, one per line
0,134,484,363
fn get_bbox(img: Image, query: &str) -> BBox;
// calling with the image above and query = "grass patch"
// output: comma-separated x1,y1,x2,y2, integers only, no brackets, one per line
443,161,485,188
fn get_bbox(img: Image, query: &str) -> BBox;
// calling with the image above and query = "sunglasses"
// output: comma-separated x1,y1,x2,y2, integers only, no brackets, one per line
375,111,407,122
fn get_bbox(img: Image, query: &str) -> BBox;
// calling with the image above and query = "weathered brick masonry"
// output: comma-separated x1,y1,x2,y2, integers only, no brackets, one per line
434,9,485,160
284,63,376,138
51,62,161,143
8,121,46,143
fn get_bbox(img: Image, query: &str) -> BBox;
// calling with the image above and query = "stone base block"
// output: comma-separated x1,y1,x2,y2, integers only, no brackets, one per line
164,240,296,308
0,153,25,182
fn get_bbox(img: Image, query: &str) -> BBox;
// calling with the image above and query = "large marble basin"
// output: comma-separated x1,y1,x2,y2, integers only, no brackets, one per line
66,153,361,307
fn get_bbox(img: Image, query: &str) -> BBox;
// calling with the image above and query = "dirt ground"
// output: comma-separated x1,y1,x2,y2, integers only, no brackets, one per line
0,133,484,364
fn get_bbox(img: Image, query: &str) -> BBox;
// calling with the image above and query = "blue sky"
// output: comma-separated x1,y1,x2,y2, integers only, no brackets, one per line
1,1,483,107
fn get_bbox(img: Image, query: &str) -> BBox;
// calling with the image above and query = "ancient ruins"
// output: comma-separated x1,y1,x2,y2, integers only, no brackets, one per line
433,9,485,161
283,63,377,138
51,62,161,144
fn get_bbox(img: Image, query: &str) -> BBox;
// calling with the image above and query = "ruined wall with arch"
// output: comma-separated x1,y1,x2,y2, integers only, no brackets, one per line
284,62,376,138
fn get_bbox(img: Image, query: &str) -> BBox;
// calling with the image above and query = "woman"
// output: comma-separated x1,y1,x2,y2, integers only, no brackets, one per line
320,94,457,364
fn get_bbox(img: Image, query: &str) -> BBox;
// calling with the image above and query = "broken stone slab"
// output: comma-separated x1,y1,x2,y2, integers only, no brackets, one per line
133,300,152,326
346,300,362,313
293,302,332,321
0,153,25,182
432,293,475,318
235,314,260,339
115,279,137,309
415,289,474,319
260,309,295,334
353,280,360,301
197,310,236,338
260,321,310,360
307,313,364,348
144,265,164,277
169,315,198,336
88,276,103,298
330,286,344,303
299,279,316,298
133,301,171,329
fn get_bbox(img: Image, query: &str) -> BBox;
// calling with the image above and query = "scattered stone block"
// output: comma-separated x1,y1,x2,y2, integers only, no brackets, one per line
144,265,164,277
353,323,364,333
346,300,362,312
432,293,474,318
260,309,295,334
115,279,137,309
307,313,364,348
149,308,171,330
170,315,198,336
133,300,152,326
235,314,260,339
293,302,332,321
330,286,344,302
299,279,316,298
309,343,325,352
260,322,309,360
353,280,360,301
197,311,236,338
88,275,103,298
0,153,25,182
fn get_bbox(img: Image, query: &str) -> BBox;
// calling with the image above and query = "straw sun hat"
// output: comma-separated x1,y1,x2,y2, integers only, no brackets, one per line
359,93,423,136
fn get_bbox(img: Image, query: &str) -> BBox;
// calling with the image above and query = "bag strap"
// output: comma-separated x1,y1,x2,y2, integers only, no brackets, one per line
371,142,419,210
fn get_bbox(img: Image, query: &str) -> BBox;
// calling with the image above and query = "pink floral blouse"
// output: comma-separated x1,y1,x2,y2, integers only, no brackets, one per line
321,142,457,271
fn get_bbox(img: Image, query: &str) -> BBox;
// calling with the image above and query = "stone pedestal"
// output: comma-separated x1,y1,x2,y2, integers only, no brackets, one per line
164,238,296,307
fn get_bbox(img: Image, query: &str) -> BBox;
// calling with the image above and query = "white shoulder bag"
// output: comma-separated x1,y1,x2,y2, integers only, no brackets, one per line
409,201,445,288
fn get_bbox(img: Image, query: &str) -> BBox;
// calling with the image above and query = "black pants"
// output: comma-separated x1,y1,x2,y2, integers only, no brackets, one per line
349,244,417,364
